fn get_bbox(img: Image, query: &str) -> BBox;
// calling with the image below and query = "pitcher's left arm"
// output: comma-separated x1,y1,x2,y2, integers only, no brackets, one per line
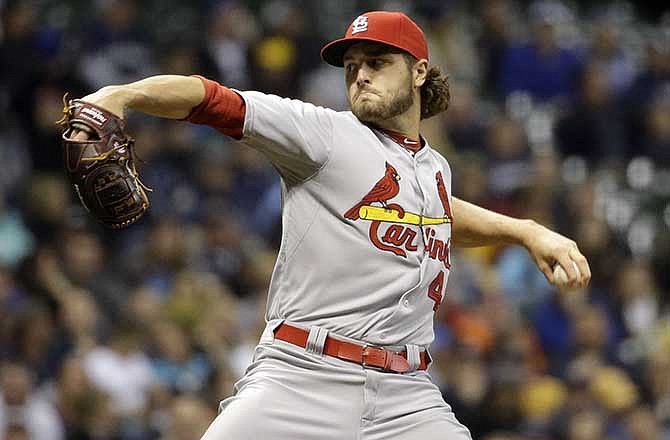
450,196,591,288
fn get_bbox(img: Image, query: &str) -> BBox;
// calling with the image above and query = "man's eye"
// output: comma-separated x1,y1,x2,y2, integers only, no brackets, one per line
368,59,383,68
345,64,356,73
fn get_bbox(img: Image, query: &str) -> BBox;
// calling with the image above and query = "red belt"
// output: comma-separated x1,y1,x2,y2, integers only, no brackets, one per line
274,323,430,374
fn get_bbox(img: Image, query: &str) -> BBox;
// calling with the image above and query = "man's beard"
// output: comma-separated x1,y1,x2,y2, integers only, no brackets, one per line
350,79,414,123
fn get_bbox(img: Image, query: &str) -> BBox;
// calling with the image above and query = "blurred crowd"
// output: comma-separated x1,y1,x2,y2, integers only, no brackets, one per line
1,0,669,439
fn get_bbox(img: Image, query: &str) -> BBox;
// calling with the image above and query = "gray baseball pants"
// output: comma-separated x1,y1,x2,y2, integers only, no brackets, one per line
200,320,472,440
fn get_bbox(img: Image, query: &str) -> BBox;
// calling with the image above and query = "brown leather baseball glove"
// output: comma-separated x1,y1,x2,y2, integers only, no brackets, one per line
58,94,151,229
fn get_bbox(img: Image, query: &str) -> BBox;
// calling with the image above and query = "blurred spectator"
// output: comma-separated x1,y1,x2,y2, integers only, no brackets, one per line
589,366,639,425
625,405,661,440
625,29,670,152
0,267,25,321
484,115,532,201
3,424,29,440
425,7,481,86
159,42,219,80
530,287,588,374
626,29,670,110
3,299,65,384
228,147,278,223
58,290,104,354
444,81,487,153
587,13,637,98
58,228,127,321
564,408,606,440
614,260,661,339
451,152,489,206
207,3,259,89
496,245,552,311
189,145,235,221
0,194,33,269
640,89,670,166
52,356,117,439
0,120,31,200
555,61,628,163
248,0,316,98
193,295,240,368
567,215,622,289
82,323,156,417
0,362,64,440
79,0,157,89
130,219,191,294
149,321,211,394
161,396,215,440
442,353,493,437
498,0,582,101
125,286,163,326
22,174,72,242
572,305,608,352
165,271,234,334
0,2,43,96
642,339,670,427
477,0,518,98
518,376,567,435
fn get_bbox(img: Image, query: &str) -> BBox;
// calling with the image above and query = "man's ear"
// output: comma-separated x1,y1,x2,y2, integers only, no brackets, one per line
413,59,428,88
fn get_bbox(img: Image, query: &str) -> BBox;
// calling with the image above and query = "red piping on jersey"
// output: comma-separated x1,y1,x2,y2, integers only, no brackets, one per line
185,75,246,139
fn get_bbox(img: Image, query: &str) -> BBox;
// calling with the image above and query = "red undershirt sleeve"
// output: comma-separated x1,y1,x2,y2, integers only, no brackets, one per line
184,75,245,139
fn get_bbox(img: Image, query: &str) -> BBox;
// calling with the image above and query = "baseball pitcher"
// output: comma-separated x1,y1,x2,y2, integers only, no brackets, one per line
62,11,591,439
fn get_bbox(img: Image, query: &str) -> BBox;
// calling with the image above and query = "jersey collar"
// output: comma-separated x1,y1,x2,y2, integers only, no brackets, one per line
376,128,425,154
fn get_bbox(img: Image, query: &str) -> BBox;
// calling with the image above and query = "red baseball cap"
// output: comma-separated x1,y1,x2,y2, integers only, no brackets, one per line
321,11,429,67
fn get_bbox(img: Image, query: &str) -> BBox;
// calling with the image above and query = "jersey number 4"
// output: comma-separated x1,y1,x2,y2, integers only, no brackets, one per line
427,271,446,311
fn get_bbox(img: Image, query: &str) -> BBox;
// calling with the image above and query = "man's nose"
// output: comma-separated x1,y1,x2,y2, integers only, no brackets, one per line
356,65,372,86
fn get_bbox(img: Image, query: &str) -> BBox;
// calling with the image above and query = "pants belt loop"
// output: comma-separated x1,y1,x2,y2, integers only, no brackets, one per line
261,319,285,344
306,326,329,356
405,344,421,372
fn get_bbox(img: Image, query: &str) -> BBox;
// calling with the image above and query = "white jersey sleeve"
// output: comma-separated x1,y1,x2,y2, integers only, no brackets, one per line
237,91,334,185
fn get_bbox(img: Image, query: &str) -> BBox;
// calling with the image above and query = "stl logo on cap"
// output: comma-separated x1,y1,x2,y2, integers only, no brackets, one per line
351,15,369,34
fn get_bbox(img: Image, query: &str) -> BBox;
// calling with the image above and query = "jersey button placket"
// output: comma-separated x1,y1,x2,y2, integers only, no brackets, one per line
414,155,429,259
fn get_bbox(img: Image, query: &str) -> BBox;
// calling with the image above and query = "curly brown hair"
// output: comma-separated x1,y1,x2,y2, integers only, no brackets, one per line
419,65,450,120
400,54,450,120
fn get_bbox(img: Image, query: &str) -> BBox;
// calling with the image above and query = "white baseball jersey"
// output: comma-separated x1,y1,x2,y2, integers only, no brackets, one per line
237,91,453,348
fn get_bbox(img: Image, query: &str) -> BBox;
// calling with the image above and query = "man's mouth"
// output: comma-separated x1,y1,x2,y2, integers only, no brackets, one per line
356,90,378,100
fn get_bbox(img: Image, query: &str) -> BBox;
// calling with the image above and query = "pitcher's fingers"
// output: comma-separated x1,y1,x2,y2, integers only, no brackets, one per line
556,254,579,285
538,260,554,284
570,249,591,287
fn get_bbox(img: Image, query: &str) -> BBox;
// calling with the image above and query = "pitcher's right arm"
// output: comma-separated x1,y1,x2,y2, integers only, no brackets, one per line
77,75,206,120
73,75,334,184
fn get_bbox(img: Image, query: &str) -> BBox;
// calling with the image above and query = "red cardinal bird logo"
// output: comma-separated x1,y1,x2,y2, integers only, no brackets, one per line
435,171,453,219
345,162,401,220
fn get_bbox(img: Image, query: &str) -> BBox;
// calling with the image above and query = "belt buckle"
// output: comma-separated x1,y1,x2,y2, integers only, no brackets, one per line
361,345,388,369
363,345,412,374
